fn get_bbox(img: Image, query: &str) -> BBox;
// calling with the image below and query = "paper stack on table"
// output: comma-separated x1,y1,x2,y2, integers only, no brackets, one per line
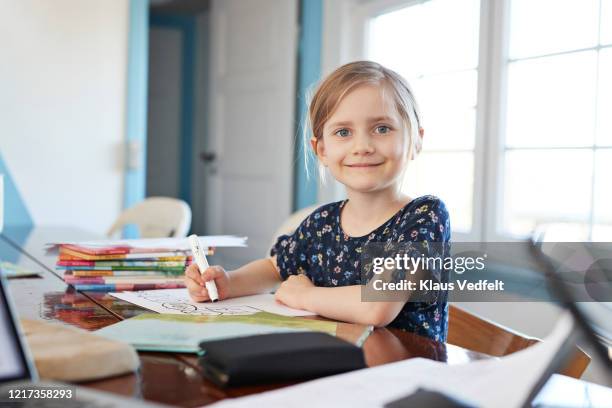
49,236,246,292
109,289,316,317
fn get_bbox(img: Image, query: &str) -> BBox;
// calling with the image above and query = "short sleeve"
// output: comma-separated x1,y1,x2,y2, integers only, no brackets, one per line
269,216,312,280
401,197,451,244
400,197,451,305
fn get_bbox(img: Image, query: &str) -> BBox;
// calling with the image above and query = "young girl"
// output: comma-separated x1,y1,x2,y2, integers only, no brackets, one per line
185,61,451,342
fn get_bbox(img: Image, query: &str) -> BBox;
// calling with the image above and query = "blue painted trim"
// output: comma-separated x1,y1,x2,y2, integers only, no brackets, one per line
124,0,149,211
150,14,196,206
0,151,33,228
294,0,322,211
1,226,34,259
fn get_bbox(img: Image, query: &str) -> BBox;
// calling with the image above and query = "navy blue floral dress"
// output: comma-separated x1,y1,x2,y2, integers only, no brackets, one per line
270,195,451,342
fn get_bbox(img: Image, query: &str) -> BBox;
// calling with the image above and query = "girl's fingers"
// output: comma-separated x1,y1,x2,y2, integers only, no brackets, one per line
185,264,205,286
185,275,204,293
190,292,209,302
202,266,222,282
186,277,210,301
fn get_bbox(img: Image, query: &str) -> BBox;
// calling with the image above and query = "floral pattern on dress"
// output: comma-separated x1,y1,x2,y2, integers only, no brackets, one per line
270,195,451,342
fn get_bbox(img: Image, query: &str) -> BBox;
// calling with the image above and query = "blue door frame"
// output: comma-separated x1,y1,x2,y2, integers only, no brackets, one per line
294,0,323,211
124,0,150,211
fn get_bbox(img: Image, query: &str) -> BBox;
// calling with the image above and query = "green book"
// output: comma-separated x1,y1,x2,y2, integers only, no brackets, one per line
95,312,346,353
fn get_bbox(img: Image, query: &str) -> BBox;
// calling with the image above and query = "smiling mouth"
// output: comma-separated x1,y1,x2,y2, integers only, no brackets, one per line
345,163,384,168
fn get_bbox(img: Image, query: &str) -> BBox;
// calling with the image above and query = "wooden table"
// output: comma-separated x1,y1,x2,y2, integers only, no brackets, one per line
2,226,610,407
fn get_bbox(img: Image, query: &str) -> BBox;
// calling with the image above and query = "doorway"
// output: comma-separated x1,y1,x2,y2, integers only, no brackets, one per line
146,0,210,235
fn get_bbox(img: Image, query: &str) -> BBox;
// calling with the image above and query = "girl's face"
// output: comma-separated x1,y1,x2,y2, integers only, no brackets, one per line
314,84,409,195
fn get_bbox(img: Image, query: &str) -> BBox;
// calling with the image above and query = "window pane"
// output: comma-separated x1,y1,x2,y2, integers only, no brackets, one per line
592,225,612,241
502,150,593,236
593,150,612,225
601,0,612,46
597,49,612,146
413,71,477,150
367,0,480,76
506,51,597,148
537,223,590,241
509,0,599,59
402,152,473,233
367,0,479,235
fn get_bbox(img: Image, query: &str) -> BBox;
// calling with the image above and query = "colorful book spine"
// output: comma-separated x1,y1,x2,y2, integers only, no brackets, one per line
61,244,131,255
59,254,193,262
61,244,209,256
57,260,190,267
59,247,190,261
69,270,182,277
57,266,187,273
73,283,186,292
64,276,184,285
58,265,186,271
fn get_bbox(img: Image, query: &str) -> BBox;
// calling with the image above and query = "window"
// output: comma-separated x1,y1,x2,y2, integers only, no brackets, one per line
502,0,612,240
365,0,481,235
346,0,612,241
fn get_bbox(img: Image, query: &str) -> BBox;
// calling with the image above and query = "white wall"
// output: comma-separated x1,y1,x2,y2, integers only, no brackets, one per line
0,0,129,234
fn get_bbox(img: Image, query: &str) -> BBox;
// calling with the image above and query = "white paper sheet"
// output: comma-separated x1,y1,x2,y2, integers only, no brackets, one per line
207,311,576,408
45,235,247,251
109,289,315,317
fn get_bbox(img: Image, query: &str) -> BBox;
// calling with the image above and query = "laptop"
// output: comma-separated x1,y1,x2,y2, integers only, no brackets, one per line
0,275,166,407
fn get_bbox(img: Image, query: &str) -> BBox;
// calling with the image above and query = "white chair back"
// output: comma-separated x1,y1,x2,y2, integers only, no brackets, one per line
268,205,318,256
107,197,192,238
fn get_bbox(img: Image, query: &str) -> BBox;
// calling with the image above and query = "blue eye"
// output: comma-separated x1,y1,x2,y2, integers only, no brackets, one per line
335,128,351,137
375,125,391,134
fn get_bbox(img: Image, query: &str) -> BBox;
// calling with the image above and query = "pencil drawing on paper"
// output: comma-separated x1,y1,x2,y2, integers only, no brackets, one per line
133,290,262,316
110,289,315,317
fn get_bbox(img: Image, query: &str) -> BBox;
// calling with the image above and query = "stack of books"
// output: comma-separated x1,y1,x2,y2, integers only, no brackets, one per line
49,236,247,292
55,243,202,291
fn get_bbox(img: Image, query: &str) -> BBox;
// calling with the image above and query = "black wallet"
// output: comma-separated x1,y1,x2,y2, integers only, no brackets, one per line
198,332,366,387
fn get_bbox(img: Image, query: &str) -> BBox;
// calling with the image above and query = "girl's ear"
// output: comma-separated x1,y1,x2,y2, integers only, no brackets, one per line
310,137,318,154
311,137,328,166
409,127,425,160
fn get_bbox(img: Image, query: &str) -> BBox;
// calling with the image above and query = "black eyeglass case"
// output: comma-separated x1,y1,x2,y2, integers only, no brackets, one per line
198,331,366,387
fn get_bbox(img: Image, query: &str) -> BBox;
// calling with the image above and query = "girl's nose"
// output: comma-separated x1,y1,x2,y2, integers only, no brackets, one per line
352,131,375,155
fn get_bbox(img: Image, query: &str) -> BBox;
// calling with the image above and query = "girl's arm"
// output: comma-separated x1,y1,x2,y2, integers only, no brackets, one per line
305,285,406,327
274,275,408,327
227,257,282,297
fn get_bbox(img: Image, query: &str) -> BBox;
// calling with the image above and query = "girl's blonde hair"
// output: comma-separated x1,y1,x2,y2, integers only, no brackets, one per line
305,61,423,182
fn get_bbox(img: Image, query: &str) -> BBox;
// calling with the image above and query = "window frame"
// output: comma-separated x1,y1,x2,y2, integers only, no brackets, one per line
323,0,612,242
321,0,610,242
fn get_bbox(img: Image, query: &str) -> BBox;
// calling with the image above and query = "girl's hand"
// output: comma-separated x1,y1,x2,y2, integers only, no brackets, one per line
185,263,231,302
274,274,315,310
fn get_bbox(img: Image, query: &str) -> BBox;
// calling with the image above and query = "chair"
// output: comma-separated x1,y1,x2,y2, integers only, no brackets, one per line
448,304,590,378
268,204,318,255
107,197,192,238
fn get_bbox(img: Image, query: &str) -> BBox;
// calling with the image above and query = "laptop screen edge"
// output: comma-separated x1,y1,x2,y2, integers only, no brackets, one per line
0,275,38,384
